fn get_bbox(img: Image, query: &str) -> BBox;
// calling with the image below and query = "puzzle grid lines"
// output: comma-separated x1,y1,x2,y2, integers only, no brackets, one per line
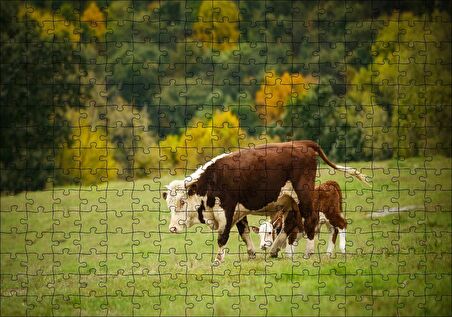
0,1,451,316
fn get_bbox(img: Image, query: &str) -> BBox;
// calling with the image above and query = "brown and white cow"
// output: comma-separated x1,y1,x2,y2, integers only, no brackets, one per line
164,141,368,265
252,181,347,256
164,178,301,264
183,141,368,263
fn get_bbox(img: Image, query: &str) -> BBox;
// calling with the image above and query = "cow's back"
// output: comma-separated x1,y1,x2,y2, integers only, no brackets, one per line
197,142,317,210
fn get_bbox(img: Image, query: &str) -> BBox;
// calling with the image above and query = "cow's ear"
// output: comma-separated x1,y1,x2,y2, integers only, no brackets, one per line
187,184,197,196
162,192,167,200
250,226,260,234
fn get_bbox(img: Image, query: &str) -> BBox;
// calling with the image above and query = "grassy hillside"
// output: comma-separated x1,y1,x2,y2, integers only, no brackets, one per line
1,156,451,316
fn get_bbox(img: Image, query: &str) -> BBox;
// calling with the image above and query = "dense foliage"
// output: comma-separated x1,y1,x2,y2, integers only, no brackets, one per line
1,0,450,191
1,2,83,192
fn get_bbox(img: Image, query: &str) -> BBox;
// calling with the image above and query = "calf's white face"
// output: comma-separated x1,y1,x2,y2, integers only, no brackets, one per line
252,222,274,250
163,180,202,233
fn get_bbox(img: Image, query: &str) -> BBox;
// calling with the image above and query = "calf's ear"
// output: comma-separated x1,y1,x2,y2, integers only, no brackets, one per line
162,192,167,200
250,226,260,233
187,184,197,196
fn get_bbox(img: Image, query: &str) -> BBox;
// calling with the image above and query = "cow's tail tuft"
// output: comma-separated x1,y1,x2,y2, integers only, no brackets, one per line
306,140,371,186
333,165,370,186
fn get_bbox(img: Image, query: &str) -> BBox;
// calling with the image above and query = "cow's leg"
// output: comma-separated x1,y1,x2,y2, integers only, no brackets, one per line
304,216,319,257
213,203,235,266
292,177,317,241
236,217,256,259
213,238,227,266
338,228,346,254
287,231,298,245
213,244,225,265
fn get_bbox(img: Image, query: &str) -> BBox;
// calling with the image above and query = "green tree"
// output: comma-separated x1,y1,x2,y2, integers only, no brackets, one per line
0,3,84,192
193,0,240,51
106,97,157,179
345,68,393,160
276,79,347,160
56,107,121,186
81,2,106,38
348,11,451,158
255,71,315,123
160,110,243,171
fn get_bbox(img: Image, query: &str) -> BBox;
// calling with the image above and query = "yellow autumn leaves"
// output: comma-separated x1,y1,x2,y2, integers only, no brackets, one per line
159,110,280,171
159,111,242,170
57,108,121,185
81,2,106,38
17,0,314,183
20,0,241,50
256,71,316,122
18,2,106,43
192,0,240,51
18,5,80,42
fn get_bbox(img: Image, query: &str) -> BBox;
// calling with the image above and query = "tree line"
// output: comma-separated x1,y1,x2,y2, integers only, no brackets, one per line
1,0,450,192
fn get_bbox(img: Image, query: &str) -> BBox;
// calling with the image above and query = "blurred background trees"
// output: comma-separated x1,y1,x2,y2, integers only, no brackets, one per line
1,0,450,192
1,2,83,192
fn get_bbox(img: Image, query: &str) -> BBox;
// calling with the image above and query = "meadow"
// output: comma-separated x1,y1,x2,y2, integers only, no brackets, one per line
1,156,451,316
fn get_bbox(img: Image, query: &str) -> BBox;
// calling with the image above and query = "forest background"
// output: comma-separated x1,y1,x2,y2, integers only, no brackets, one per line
1,0,450,192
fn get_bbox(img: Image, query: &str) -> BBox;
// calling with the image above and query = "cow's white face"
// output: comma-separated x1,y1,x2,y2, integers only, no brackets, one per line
163,180,202,233
252,222,274,250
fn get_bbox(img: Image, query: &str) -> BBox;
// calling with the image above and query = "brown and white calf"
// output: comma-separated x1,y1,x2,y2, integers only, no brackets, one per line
247,194,303,257
166,141,368,264
252,181,347,256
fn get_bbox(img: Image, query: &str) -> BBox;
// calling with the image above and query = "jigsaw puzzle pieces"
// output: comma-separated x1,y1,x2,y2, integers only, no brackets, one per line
1,1,450,316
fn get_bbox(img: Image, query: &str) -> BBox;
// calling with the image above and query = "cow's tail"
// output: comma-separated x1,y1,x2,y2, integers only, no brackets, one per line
307,141,370,186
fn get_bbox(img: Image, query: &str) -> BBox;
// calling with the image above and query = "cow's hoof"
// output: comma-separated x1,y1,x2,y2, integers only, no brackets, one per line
303,253,312,259
211,259,221,267
248,250,256,259
270,252,279,258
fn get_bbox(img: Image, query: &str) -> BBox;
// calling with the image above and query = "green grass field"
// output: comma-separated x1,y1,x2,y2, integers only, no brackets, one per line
1,156,451,316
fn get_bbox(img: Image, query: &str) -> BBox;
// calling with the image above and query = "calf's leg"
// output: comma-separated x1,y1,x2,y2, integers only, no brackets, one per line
338,228,346,253
270,210,299,258
326,222,337,255
269,231,288,258
325,211,347,254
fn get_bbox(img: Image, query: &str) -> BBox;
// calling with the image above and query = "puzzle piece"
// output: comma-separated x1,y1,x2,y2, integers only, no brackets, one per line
1,1,451,316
